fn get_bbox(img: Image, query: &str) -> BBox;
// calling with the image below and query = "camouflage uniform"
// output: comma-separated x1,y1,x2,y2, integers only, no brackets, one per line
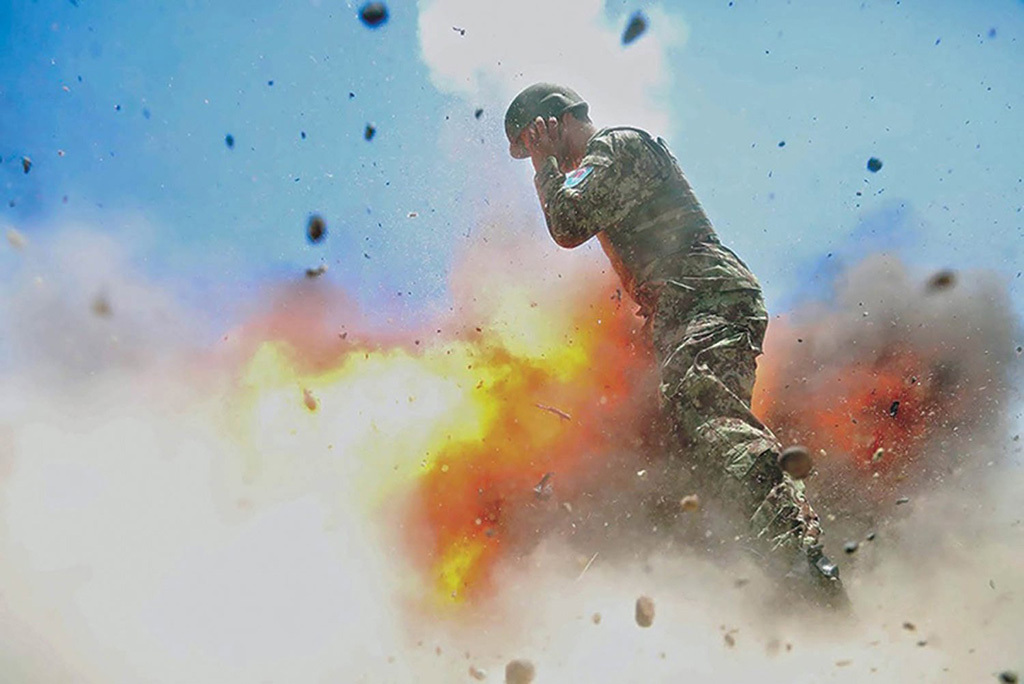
533,127,823,560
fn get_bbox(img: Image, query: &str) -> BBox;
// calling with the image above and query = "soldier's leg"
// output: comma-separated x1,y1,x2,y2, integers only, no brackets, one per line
652,289,828,568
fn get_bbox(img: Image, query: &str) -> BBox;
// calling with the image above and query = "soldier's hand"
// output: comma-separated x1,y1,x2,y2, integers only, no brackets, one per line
522,116,560,172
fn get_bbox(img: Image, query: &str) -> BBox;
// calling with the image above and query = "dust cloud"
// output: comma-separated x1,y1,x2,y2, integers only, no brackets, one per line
1,227,1020,682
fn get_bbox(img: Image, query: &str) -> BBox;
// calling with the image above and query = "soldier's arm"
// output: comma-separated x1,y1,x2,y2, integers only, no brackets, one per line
533,138,632,248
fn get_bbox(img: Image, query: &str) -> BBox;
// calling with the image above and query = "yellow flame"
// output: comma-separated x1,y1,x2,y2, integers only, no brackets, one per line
226,281,609,605
436,536,488,606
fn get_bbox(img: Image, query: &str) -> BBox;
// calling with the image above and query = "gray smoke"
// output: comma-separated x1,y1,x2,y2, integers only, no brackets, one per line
757,254,1020,527
0,233,1020,683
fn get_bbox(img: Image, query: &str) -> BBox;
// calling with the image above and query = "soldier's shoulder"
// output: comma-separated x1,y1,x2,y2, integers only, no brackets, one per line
591,126,653,143
589,126,658,155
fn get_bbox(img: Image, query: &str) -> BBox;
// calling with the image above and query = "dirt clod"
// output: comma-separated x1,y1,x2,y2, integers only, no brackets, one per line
359,2,388,27
91,293,112,317
927,269,957,291
307,215,326,243
504,659,535,684
6,228,27,249
635,595,655,628
303,388,318,412
778,445,813,479
622,11,647,44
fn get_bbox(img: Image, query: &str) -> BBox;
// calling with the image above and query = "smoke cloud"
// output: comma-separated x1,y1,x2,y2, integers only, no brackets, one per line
417,0,686,134
755,254,1019,517
1,223,1021,682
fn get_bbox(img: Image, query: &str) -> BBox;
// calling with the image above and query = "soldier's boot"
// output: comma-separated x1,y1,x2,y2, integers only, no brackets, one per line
750,454,850,610
783,543,849,611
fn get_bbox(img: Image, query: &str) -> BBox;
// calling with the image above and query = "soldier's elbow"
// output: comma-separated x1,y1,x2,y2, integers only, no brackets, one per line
551,230,586,249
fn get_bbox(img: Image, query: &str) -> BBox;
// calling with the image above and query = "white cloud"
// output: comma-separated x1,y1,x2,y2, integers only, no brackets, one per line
418,0,686,135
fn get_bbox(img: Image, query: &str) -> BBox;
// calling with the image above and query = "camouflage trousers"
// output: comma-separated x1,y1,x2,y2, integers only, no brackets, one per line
649,280,823,557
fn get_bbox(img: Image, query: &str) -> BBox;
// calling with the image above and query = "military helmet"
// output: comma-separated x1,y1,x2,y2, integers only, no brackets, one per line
504,83,589,159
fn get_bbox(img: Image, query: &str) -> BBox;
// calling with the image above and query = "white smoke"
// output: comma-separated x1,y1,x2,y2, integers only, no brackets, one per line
417,0,686,134
2,224,1021,683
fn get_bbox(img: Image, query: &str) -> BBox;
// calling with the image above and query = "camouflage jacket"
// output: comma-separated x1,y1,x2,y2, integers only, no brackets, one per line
534,127,761,312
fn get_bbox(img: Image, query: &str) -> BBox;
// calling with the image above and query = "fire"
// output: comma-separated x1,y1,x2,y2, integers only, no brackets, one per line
752,314,1004,497
226,252,1010,608
754,344,939,474
227,271,651,608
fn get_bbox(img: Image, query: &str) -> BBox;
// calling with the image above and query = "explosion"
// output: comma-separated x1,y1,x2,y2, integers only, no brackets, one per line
227,247,655,608
225,251,1016,609
1,230,1019,682
754,255,1017,507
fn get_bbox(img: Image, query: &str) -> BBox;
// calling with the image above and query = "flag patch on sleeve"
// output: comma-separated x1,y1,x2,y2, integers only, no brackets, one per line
563,165,594,189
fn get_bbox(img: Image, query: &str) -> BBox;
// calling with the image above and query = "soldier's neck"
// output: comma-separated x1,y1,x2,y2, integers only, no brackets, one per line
565,122,597,170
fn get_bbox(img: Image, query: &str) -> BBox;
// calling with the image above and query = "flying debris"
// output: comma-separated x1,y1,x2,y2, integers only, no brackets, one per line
533,472,554,500
844,541,859,554
91,293,112,317
305,264,328,279
358,2,388,28
867,157,883,172
926,269,957,291
504,659,535,684
364,123,376,141
534,403,571,421
468,665,487,681
5,228,27,249
474,107,484,119
224,134,234,149
679,494,700,512
307,214,326,243
302,388,318,412
635,595,655,627
21,156,32,174
621,11,648,45
778,445,813,479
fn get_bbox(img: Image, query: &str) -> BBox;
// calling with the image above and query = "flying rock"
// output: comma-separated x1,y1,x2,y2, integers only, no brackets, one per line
622,11,648,45
504,659,535,684
359,2,388,27
635,595,655,628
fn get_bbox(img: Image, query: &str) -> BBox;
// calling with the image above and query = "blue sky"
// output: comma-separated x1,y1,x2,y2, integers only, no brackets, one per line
2,0,1022,328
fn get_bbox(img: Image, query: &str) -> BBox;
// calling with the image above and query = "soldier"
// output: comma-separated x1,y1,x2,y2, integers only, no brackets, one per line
505,83,845,603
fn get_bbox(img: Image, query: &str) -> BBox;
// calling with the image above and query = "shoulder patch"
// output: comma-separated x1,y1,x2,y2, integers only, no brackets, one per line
563,165,594,189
